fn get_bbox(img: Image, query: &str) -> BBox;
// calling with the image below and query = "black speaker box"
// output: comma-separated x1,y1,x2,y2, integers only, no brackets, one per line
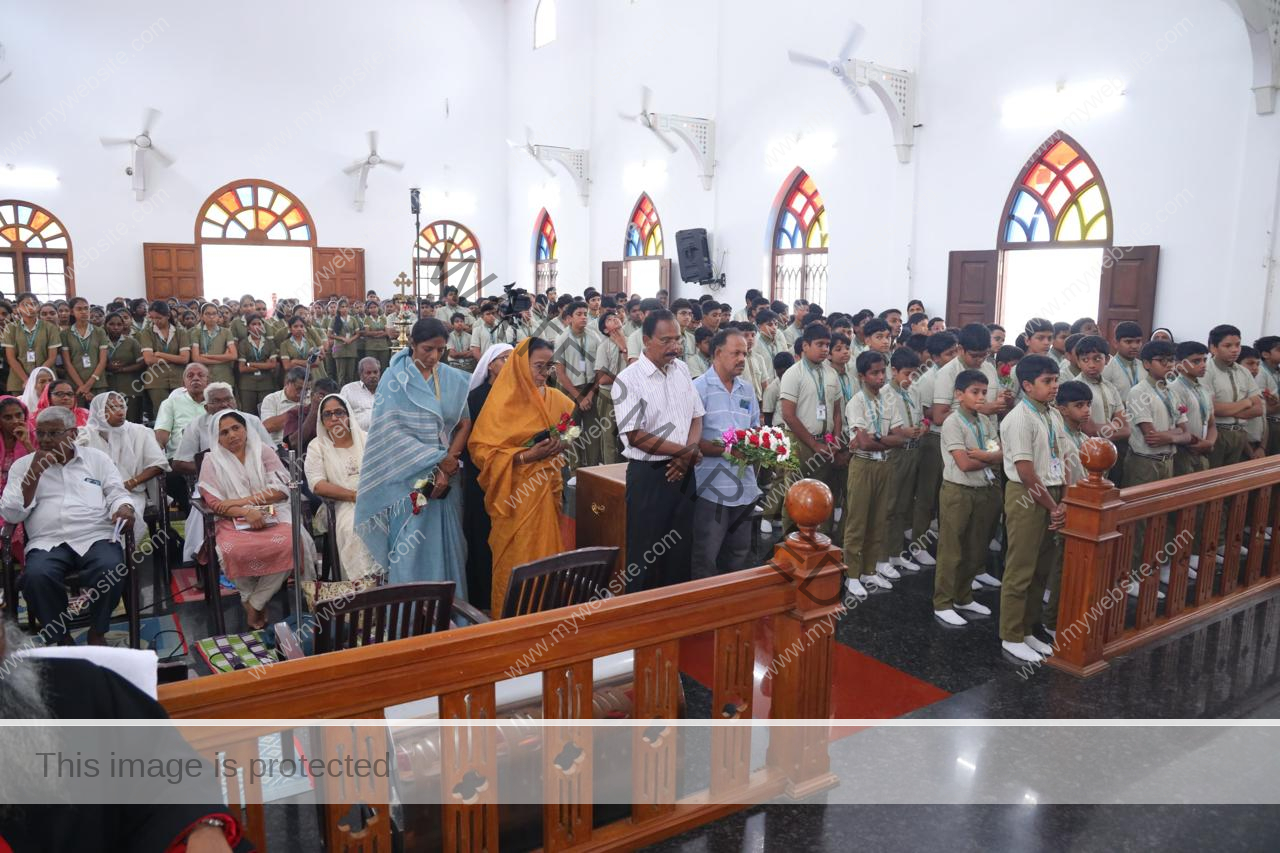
675,228,713,283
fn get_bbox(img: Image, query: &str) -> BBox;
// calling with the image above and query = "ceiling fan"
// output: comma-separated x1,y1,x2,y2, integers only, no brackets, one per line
99,107,175,200
344,130,404,211
617,86,717,190
619,86,678,153
506,126,556,177
507,125,592,206
788,23,919,163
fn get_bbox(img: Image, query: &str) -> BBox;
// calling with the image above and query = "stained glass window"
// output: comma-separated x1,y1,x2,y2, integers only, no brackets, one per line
624,194,664,258
0,200,73,299
417,220,482,300
1002,134,1111,246
534,0,557,49
536,210,557,261
771,170,828,305
534,210,557,295
198,180,315,243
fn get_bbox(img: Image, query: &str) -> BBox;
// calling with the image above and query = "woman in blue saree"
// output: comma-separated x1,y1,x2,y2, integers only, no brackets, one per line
356,318,471,595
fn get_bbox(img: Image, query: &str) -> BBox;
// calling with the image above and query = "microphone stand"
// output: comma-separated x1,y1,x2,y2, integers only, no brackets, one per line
286,349,317,625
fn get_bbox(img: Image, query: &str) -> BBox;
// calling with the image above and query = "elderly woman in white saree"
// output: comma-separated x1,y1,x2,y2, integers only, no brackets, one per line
77,391,168,542
305,394,376,580
198,409,310,629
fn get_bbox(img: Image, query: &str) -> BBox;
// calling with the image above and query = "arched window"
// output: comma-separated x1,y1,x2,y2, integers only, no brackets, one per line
0,200,74,300
771,169,828,307
624,193,664,258
534,0,557,49
534,209,557,295
417,219,481,300
999,133,1111,247
197,179,316,244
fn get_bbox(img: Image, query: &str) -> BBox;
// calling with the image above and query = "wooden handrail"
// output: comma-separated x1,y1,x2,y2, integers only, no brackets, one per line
159,479,846,853
1052,439,1280,677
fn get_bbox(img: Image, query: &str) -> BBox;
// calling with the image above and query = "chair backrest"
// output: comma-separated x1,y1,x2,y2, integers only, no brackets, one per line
500,546,621,619
313,581,455,654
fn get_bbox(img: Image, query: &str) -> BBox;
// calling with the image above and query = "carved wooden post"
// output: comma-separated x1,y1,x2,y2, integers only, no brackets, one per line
764,479,842,798
1049,438,1122,677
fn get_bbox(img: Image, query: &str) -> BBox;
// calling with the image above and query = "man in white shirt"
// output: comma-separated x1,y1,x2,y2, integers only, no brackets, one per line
340,357,380,432
613,309,704,592
261,367,307,445
171,382,274,476
1,407,135,645
153,362,210,516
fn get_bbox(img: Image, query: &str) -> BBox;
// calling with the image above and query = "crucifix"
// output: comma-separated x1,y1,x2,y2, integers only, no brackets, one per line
393,271,413,301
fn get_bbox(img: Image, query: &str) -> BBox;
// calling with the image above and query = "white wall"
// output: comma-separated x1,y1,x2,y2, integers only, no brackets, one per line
2,0,510,304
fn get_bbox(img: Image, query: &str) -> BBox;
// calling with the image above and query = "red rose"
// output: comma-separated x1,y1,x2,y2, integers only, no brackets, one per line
776,446,786,455
998,363,1012,377
762,433,772,448
748,434,761,446
557,421,568,433
735,429,748,440
1177,404,1188,414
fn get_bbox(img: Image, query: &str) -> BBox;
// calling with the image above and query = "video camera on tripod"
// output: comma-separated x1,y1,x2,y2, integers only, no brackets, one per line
499,282,532,324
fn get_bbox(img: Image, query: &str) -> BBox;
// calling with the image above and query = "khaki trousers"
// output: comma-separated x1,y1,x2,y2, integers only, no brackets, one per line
782,437,837,536
911,432,943,541
595,391,622,465
999,482,1063,642
1210,427,1248,469
933,480,1001,610
841,455,893,577
886,446,919,560
1123,453,1173,588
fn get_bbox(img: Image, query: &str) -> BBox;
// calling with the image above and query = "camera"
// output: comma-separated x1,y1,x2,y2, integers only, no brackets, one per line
501,282,532,317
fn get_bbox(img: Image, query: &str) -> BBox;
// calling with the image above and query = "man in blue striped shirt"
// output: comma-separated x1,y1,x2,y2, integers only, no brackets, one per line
692,328,761,577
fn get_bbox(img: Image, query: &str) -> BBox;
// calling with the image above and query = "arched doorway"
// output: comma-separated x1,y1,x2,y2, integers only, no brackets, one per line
601,193,670,298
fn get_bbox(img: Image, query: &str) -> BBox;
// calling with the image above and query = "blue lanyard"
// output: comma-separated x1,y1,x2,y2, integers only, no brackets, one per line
21,319,39,352
837,372,853,403
893,386,916,427
70,324,95,357
1020,398,1058,458
201,327,220,352
247,337,267,362
1118,357,1138,386
959,411,986,447
1178,376,1208,425
1150,380,1178,423
860,389,884,437
804,360,827,406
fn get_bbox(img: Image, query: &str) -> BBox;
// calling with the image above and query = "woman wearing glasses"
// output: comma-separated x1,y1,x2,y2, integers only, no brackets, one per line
305,394,375,580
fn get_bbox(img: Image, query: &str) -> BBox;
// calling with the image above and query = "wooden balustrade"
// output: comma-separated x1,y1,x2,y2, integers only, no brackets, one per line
159,480,844,852
1052,440,1280,677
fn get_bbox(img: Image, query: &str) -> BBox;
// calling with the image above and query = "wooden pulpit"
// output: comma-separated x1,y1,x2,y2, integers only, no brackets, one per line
575,463,628,579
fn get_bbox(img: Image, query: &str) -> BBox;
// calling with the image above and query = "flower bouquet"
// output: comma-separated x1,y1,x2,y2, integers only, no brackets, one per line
718,426,801,475
997,362,1015,392
528,412,582,446
409,471,448,514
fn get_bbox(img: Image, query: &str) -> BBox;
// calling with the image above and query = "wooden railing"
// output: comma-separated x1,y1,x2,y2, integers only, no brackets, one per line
159,481,845,852
1052,441,1280,677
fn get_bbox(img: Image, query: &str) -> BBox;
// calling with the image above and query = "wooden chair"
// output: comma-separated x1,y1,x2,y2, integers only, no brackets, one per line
317,498,344,583
142,474,172,602
275,581,486,658
189,496,227,635
499,546,621,619
0,522,142,648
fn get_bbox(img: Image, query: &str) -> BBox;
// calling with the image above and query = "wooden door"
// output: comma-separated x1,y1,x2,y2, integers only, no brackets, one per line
1097,245,1159,342
601,261,625,297
143,243,201,301
659,258,672,298
313,247,366,301
945,250,999,327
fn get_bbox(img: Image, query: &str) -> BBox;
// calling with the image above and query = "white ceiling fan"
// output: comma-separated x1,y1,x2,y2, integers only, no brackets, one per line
344,130,404,211
618,86,717,190
0,43,11,85
506,126,556,177
99,107,175,201
788,23,919,163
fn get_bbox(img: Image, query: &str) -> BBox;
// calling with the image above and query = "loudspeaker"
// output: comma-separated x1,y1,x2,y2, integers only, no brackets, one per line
675,228,713,283
409,187,421,215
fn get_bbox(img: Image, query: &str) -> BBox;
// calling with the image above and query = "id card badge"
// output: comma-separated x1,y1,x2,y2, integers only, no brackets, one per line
254,370,263,377
81,355,92,369
983,467,997,483
25,349,35,363
1049,458,1064,481
870,450,885,461
815,403,828,422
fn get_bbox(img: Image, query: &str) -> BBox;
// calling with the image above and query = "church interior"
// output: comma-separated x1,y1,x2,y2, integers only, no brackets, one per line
2,1,1280,851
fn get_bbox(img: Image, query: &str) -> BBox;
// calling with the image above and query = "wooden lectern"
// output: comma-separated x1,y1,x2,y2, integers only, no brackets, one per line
575,463,628,578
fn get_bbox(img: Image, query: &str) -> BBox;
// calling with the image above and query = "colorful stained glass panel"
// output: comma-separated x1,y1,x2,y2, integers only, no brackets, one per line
199,183,313,241
1003,135,1110,245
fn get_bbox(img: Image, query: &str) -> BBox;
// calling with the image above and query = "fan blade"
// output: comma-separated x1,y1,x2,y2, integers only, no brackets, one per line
379,158,405,171
787,50,830,70
640,85,653,115
343,158,367,175
0,71,12,85
852,86,874,115
505,138,523,149
650,127,678,154
99,136,135,147
618,111,640,123
131,152,146,195
838,22,865,62
525,125,535,146
148,144,175,167
141,107,161,136
367,129,379,155
354,164,370,210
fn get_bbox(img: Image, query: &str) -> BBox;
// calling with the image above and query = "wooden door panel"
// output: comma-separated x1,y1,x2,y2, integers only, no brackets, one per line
601,261,625,297
143,243,201,301
313,247,365,301
946,250,999,328
1098,246,1158,341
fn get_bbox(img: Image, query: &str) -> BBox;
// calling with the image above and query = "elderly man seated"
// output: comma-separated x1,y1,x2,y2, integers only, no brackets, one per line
260,366,307,445
339,356,380,432
0,407,135,645
153,362,209,516
171,381,274,477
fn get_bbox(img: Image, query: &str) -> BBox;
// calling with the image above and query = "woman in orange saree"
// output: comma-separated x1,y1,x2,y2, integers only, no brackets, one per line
468,337,576,614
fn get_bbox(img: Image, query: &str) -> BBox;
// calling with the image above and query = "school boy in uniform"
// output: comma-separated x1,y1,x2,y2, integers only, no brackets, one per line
1072,336,1130,448
1049,322,1072,369
885,347,927,573
842,350,906,600
778,324,844,536
998,354,1070,664
1239,346,1269,459
909,331,957,564
1253,336,1280,455
1022,318,1054,356
1103,321,1148,402
1172,341,1217,477
933,369,1003,626
1205,324,1263,468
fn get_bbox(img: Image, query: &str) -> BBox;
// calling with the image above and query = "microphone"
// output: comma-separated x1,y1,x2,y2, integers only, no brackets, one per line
306,348,323,365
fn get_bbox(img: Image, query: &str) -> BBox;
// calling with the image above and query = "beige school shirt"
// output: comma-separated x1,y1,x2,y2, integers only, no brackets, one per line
914,364,942,434
1172,376,1213,440
845,386,904,443
1125,378,1187,457
933,358,1000,412
1255,366,1279,442
1205,358,1261,426
1103,355,1147,402
554,328,598,387
779,359,842,437
593,336,628,399
888,381,922,430
742,347,772,402
941,408,999,487
626,328,645,361
1079,373,1123,431
1000,398,1071,487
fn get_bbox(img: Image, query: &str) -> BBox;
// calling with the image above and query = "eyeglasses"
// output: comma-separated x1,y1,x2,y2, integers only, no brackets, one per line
35,428,71,440
320,409,348,420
